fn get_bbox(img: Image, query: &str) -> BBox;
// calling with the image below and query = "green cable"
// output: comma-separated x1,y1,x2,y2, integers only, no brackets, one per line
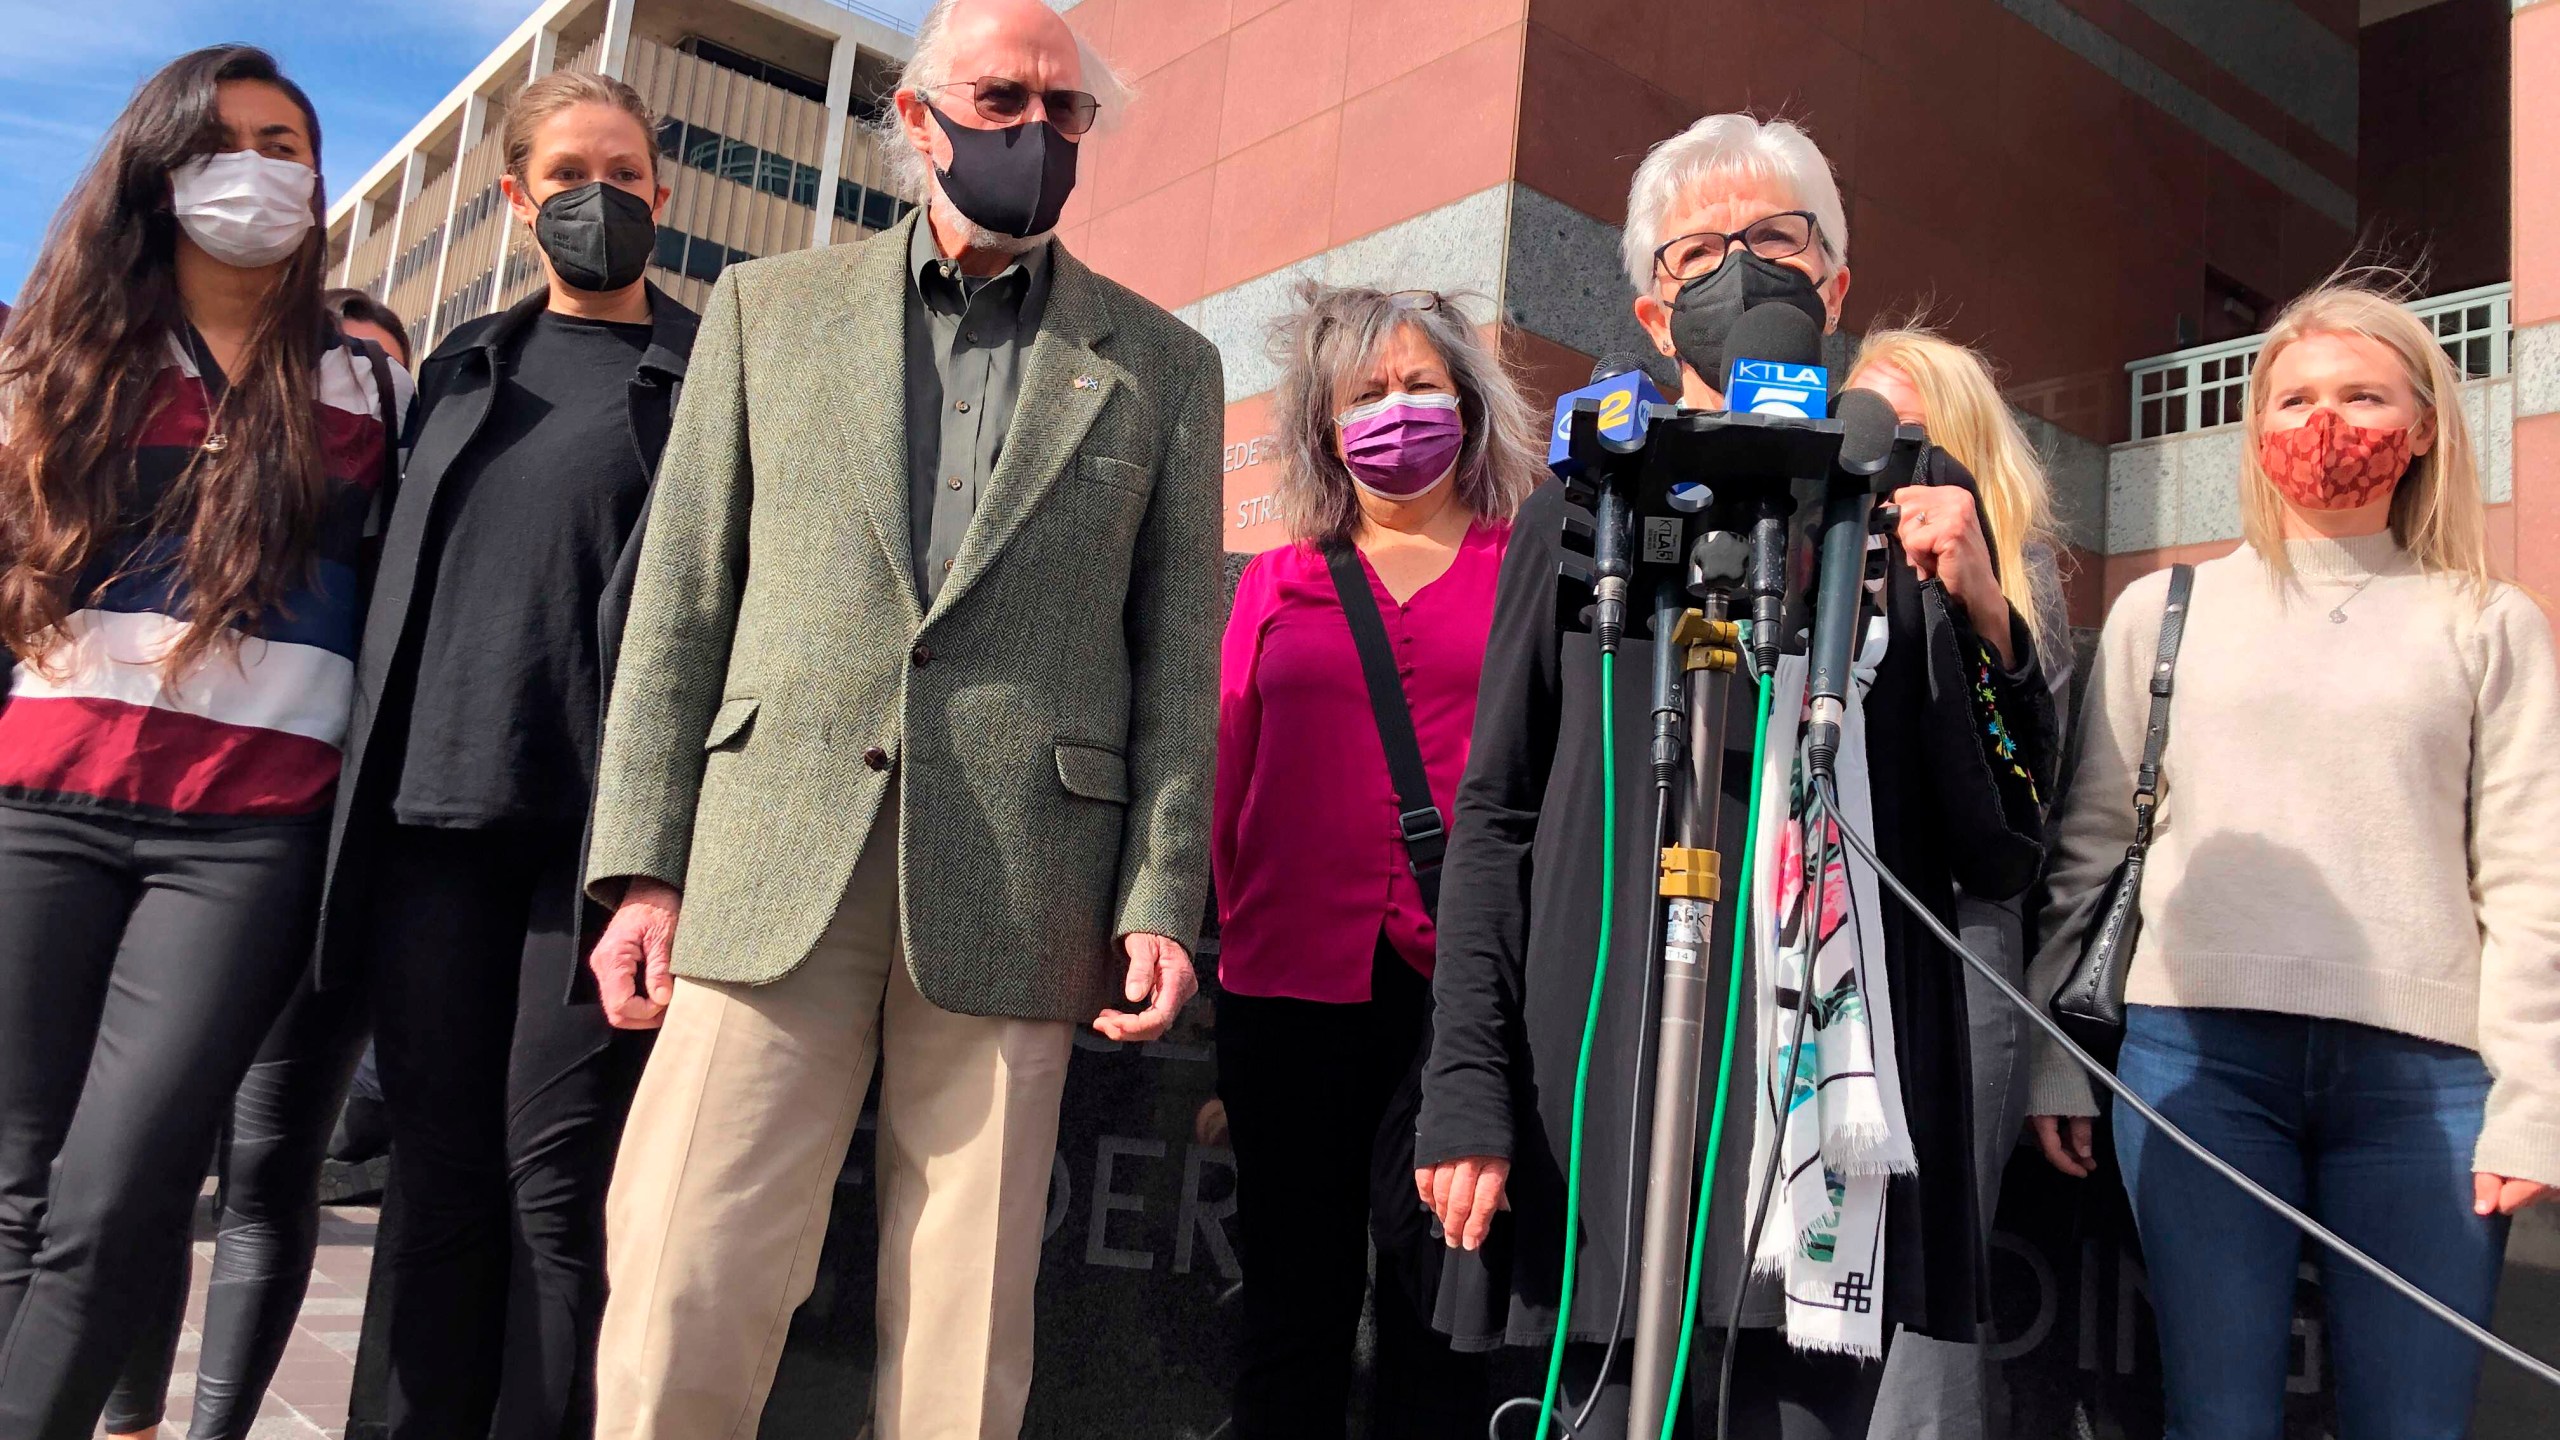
1659,637,1775,1439
1536,647,1619,1440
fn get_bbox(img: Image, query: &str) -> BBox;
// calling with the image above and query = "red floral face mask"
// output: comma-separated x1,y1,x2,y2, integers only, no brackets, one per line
2256,407,2413,512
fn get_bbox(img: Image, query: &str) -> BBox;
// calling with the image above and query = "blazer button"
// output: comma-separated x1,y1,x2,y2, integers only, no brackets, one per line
910,644,934,667
863,746,890,772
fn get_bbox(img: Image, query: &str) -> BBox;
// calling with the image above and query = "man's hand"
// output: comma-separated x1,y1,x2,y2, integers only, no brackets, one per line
590,879,681,1029
2032,1115,2098,1179
1892,485,2013,666
2475,1172,2560,1216
1414,1156,1510,1251
1092,932,1197,1043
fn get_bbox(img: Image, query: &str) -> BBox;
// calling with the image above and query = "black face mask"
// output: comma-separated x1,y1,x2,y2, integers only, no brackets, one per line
1667,249,1831,388
926,101,1079,240
534,182,657,293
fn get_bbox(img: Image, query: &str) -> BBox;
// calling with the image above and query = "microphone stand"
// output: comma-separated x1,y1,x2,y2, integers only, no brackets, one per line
1626,537,1746,1440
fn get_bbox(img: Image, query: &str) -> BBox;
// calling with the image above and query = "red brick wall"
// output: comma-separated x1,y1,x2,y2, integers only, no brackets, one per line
2361,0,2511,294
1513,0,2358,448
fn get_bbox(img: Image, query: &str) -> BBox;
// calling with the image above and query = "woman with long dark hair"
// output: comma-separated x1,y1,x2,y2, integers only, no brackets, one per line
314,69,696,1438
0,46,405,1436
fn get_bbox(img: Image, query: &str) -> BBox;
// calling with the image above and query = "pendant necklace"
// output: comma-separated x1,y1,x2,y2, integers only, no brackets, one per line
2328,575,2377,624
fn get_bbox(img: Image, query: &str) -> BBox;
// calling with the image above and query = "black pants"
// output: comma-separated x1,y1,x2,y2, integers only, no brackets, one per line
0,805,323,1440
1216,939,1487,1440
105,973,370,1437
350,822,652,1440
1559,1329,1889,1440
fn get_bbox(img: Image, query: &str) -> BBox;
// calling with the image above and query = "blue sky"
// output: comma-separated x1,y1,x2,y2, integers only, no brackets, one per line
0,0,932,304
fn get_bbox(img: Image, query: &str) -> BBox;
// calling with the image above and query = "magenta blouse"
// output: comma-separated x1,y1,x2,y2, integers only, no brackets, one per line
1213,520,1512,1002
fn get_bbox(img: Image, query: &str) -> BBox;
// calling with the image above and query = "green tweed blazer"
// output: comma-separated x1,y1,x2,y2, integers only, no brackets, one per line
585,212,1225,1021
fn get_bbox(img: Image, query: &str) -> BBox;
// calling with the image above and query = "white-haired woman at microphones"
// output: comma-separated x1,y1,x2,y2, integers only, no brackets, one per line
2028,275,2560,1440
1412,112,2058,1440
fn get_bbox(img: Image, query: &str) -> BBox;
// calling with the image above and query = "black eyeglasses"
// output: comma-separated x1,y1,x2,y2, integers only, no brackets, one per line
1652,211,1820,283
923,77,1103,136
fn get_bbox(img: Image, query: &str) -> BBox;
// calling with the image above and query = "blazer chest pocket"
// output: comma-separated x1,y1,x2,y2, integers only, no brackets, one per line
1055,742,1129,804
704,697,759,751
1082,454,1151,498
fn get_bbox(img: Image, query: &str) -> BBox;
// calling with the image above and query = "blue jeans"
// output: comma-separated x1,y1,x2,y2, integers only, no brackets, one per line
2114,1005,2510,1440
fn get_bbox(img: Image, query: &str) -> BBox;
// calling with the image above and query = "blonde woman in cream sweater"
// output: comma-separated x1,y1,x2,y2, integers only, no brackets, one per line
2027,279,2560,1440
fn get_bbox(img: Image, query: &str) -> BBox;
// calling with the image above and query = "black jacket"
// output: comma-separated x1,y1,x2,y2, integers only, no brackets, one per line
316,284,699,988
1413,468,2057,1351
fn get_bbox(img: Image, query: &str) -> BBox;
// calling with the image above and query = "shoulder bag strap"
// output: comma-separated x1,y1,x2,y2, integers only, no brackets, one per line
2131,564,2194,846
1322,540,1446,916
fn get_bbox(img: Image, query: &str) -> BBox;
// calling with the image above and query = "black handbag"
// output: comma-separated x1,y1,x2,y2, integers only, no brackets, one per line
2048,563,2191,1052
1321,540,1453,1314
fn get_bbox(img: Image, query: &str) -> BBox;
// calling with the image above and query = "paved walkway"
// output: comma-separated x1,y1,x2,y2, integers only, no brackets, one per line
106,1203,376,1440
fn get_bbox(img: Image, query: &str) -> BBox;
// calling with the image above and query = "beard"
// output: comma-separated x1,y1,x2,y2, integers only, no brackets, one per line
927,186,1052,258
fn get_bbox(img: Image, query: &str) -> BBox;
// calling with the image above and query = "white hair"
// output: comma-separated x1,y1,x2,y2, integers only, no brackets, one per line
874,0,1132,199
1619,113,1848,293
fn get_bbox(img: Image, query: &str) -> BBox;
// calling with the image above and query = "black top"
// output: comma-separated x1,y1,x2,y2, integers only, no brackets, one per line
903,219,1052,605
1414,474,2057,1351
392,311,656,828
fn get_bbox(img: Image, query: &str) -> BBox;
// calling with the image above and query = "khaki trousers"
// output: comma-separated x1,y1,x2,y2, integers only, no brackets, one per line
594,813,1073,1440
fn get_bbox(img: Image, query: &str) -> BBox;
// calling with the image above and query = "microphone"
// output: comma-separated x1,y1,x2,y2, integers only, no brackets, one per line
1804,387,1902,781
1720,306,1828,419
1547,356,1667,653
1547,354,1669,475
1717,305,1827,673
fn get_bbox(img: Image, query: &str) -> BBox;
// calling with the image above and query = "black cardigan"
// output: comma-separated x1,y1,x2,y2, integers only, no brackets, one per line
314,285,699,992
1414,472,2056,1350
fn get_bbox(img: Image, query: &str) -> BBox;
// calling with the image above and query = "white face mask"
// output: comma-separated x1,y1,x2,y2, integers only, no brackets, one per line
170,151,316,269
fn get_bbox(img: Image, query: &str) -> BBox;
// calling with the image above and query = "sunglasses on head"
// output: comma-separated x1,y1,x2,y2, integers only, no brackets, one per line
922,76,1103,137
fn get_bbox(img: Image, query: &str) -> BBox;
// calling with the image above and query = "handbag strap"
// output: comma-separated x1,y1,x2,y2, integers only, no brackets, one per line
1322,540,1445,915
2131,564,2194,845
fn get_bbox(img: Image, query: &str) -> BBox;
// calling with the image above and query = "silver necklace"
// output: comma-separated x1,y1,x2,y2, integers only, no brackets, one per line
2328,575,2377,624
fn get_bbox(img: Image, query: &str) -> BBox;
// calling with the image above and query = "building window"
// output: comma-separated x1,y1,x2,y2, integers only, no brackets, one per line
757,151,796,200
683,123,722,173
654,228,687,273
676,36,825,104
719,137,758,187
792,162,820,209
861,189,903,231
657,116,685,159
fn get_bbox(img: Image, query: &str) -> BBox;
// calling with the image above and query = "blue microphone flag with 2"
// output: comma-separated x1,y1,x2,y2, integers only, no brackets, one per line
1546,364,1668,473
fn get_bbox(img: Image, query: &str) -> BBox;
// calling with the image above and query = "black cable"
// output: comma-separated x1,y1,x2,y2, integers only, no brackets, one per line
1809,774,2560,1394
1716,790,1839,1440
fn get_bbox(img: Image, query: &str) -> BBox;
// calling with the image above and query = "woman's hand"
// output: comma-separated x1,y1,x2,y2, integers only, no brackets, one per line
2475,1172,2560,1216
1414,1155,1510,1251
1891,485,2013,666
2032,1115,2098,1179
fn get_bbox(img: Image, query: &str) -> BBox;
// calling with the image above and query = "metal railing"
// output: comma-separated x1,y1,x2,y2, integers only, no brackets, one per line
2125,282,2512,440
819,0,917,33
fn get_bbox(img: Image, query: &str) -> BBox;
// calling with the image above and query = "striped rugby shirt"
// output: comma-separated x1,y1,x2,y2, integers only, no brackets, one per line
0,329,412,822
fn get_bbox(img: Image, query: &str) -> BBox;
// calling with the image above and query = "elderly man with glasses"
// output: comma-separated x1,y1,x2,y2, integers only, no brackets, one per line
577,0,1224,1434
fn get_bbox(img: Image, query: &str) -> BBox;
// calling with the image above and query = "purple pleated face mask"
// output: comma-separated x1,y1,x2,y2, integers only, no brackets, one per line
1335,392,1465,499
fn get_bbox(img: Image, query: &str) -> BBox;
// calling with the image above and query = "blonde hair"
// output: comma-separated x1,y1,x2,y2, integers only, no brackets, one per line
1848,327,2058,649
1266,284,1543,548
2240,274,2488,588
502,70,659,186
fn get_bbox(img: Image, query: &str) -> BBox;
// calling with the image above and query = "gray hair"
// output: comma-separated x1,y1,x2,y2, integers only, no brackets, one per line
1620,113,1848,292
874,0,1132,198
1267,283,1544,548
